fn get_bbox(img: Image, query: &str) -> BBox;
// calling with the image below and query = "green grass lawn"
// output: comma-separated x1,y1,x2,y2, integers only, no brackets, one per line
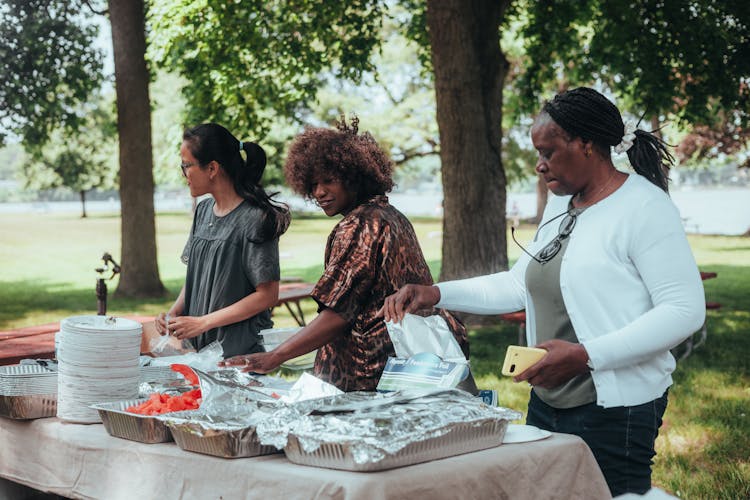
1,211,748,498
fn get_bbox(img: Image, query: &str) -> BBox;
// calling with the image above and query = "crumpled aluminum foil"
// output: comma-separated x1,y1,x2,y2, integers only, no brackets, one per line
155,369,522,466
157,368,283,435
255,389,522,463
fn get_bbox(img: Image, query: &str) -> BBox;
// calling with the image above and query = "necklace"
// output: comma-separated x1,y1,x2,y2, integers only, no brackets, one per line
575,169,618,208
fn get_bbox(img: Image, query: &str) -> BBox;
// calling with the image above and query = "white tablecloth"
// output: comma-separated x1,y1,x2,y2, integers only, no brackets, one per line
0,417,611,499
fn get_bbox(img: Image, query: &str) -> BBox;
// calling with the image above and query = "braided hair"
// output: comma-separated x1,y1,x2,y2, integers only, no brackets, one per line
543,87,673,192
183,123,290,239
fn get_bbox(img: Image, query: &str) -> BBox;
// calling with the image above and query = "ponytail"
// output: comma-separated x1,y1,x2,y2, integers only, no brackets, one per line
626,129,673,193
236,139,291,240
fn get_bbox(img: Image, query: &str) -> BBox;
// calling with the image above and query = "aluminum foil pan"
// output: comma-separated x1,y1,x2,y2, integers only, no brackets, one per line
256,389,521,470
167,418,279,458
154,368,285,458
0,364,57,396
285,418,509,472
0,394,57,419
91,398,175,443
163,408,281,458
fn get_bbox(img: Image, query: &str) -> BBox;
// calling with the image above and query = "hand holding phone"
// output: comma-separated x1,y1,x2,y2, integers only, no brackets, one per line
501,345,547,377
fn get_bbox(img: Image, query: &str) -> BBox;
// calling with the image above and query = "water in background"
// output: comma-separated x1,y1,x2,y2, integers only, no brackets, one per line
1,187,748,236
388,188,750,236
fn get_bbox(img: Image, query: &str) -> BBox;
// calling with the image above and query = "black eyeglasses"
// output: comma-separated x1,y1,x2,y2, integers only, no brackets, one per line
511,208,580,265
180,161,199,177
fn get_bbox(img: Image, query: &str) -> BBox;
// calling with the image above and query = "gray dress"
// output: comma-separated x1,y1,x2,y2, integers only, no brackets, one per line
181,198,280,358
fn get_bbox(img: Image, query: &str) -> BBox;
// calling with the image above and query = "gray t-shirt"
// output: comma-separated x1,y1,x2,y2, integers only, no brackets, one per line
525,219,596,409
181,198,280,358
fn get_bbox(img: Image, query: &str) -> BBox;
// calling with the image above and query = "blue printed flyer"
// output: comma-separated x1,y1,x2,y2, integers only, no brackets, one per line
376,352,470,392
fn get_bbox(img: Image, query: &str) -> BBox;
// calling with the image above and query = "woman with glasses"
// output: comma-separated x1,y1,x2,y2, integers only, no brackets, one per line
153,123,290,358
219,118,473,392
382,87,705,496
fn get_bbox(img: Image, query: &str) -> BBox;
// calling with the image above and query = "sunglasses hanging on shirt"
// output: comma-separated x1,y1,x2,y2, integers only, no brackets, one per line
511,205,583,265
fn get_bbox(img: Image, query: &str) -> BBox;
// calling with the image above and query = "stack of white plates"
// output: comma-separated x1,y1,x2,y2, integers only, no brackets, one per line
56,315,142,423
0,365,57,396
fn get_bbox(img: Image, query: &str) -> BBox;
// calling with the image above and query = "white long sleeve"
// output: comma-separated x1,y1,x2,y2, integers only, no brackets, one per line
435,175,705,407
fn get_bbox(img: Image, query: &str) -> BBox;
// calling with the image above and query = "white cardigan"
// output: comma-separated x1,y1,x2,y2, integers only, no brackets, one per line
437,174,706,408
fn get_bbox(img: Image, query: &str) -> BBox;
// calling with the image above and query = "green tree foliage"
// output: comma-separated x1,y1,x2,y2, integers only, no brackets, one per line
149,1,514,279
312,18,440,182
23,97,117,217
512,0,750,128
0,0,105,146
148,0,386,138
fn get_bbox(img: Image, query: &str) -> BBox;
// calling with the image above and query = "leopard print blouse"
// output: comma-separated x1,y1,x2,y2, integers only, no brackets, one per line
311,195,469,391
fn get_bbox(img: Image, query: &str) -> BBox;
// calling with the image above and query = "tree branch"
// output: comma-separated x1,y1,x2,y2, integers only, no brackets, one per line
373,71,402,106
82,0,108,16
392,147,439,165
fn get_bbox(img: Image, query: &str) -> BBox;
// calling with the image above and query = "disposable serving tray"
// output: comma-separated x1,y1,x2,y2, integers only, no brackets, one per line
0,364,58,395
167,419,279,459
284,418,509,472
91,399,174,444
0,394,57,419
0,365,58,419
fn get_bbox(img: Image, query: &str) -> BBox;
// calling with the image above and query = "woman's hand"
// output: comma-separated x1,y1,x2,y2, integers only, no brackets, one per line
167,315,208,341
380,284,441,323
513,340,590,388
155,312,169,335
218,351,282,373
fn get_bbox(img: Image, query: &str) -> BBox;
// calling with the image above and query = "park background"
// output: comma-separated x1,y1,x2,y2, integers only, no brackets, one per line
1,1,748,498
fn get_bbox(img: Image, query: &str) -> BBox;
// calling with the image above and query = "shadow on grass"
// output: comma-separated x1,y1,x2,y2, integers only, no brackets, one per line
0,278,185,329
656,305,750,498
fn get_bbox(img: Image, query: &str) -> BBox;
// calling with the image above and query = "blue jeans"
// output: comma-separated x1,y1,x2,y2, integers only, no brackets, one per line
526,389,668,497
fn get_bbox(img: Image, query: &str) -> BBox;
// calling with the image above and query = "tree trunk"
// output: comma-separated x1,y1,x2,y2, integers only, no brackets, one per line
108,0,165,298
427,0,510,281
80,190,87,218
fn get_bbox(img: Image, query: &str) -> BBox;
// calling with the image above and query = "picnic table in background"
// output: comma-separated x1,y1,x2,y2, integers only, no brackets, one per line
0,316,154,367
274,282,316,327
0,281,317,366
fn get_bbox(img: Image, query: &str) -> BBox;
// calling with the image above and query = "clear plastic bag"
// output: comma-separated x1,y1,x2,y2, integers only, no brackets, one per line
149,341,224,373
148,314,196,357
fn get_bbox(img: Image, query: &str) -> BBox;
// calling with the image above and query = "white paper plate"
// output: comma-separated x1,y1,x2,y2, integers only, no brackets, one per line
502,424,552,444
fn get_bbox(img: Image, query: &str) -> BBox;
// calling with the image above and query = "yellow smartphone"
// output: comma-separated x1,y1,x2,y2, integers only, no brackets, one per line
501,345,547,376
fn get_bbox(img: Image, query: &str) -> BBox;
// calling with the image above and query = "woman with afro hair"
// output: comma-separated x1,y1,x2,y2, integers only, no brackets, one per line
221,117,472,392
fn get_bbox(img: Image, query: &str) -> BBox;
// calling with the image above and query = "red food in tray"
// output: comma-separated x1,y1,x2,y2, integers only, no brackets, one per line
125,389,202,415
126,364,202,415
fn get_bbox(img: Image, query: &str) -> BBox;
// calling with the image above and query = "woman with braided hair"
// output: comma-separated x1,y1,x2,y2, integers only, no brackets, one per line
153,123,290,358
383,87,705,496
220,118,473,392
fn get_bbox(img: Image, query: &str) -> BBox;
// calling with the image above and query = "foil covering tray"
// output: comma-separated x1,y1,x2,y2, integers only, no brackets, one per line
168,420,279,458
284,418,509,472
91,399,175,443
0,394,57,419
